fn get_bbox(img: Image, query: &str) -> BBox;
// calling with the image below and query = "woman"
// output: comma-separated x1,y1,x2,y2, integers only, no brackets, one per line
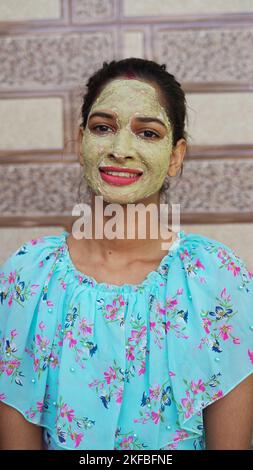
0,58,253,450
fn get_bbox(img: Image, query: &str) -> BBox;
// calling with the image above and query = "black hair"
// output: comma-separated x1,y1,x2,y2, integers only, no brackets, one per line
81,58,187,177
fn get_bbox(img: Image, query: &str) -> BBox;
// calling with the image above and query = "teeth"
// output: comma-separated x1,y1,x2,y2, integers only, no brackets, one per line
104,171,140,178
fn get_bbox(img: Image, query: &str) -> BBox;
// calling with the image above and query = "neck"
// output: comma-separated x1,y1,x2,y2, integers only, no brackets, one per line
82,192,173,258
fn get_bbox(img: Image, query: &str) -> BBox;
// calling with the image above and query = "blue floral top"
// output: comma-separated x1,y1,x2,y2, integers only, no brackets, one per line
0,230,253,450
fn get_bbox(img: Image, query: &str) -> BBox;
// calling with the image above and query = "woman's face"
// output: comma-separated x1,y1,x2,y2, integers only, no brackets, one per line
80,78,174,204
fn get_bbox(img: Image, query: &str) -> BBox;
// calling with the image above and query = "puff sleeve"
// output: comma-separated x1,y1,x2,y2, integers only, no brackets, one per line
0,235,63,433
167,234,253,440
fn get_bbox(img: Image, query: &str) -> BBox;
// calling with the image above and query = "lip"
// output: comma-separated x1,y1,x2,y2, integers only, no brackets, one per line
99,166,143,175
99,166,143,186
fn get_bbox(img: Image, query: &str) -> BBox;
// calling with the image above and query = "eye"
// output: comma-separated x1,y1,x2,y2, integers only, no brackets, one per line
138,129,160,139
91,124,114,134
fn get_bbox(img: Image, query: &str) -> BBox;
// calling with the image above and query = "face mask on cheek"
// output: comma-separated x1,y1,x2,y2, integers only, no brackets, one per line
80,79,173,204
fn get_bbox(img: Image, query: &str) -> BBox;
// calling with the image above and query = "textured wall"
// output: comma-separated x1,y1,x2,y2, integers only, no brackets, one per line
0,0,253,226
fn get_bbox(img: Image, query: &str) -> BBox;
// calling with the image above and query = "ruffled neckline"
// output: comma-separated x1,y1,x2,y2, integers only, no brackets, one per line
58,229,187,293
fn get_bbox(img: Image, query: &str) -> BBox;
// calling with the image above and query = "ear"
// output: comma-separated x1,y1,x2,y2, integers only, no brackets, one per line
167,138,186,177
78,127,84,167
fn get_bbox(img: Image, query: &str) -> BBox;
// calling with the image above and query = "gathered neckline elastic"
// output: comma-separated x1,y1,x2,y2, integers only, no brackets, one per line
59,229,187,293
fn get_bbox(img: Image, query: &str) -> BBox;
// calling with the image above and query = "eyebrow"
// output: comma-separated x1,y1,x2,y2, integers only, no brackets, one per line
88,112,114,120
88,112,167,129
134,116,167,129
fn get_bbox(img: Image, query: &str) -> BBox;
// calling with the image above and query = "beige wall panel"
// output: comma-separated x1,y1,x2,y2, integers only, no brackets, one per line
0,32,116,90
0,98,63,150
72,0,116,23
154,28,253,83
122,31,144,58
124,0,253,16
186,92,253,145
182,223,253,272
0,0,61,21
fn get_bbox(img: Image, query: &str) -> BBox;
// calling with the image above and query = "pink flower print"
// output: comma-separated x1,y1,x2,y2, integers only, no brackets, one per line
37,401,44,413
118,295,125,306
248,271,253,280
248,350,253,364
218,249,226,263
78,275,83,284
150,321,156,331
190,379,206,395
166,442,178,450
65,331,77,348
115,386,123,404
157,303,166,316
179,249,190,260
227,262,241,276
31,284,39,289
88,379,100,389
129,326,146,344
219,324,233,341
30,237,44,245
195,259,205,270
39,321,46,330
120,436,134,450
0,393,6,400
36,334,50,351
49,353,59,369
220,287,231,302
70,432,83,448
105,300,118,320
39,261,44,267
60,281,67,290
8,271,16,284
167,298,178,310
203,317,212,334
6,359,20,376
220,287,227,299
34,358,39,372
149,384,161,401
199,276,206,284
78,318,92,335
174,429,189,442
11,329,18,338
169,371,176,377
233,337,240,345
27,409,36,419
212,390,223,400
139,361,146,376
8,294,13,307
46,300,54,307
177,288,183,295
104,366,117,384
151,409,162,424
60,404,75,422
181,391,194,419
164,320,171,334
126,345,135,361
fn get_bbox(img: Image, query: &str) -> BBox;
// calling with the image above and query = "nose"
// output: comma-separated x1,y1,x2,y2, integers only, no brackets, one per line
109,129,135,161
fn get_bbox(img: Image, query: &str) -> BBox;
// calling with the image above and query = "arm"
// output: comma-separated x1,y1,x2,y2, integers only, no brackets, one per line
203,373,253,450
0,401,43,450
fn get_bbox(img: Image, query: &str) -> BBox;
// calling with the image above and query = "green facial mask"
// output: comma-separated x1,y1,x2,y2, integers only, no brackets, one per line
80,79,173,204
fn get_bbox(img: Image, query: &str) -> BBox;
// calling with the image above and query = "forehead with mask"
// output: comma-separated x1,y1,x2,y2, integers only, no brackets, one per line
80,78,174,204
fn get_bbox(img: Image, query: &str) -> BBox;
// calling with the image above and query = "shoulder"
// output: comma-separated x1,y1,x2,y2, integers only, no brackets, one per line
0,231,68,274
179,230,252,283
0,232,69,308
